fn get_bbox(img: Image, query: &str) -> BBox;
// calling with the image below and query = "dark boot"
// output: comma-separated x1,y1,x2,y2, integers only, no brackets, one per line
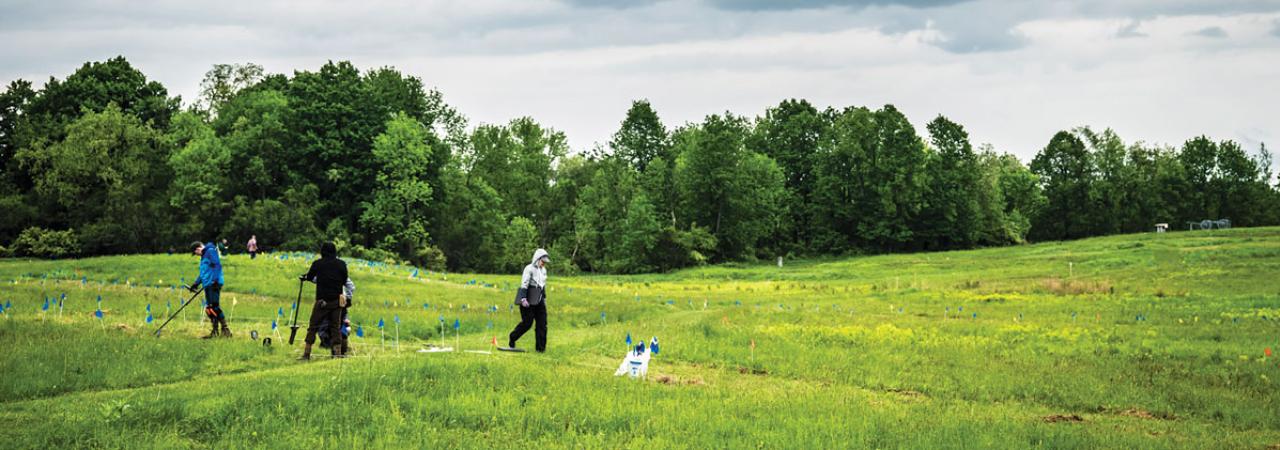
202,320,219,339
299,343,313,360
331,342,345,358
219,318,232,338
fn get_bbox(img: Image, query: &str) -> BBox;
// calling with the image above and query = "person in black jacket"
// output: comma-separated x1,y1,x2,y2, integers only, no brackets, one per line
298,242,348,359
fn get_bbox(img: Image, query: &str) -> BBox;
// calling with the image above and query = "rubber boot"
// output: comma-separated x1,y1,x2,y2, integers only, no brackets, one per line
299,343,313,360
331,342,345,358
219,318,232,338
202,320,219,339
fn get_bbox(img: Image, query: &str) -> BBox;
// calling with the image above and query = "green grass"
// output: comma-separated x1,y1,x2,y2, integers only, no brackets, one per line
1,228,1278,448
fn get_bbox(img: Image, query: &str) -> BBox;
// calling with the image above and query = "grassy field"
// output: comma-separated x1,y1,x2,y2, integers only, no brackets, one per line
0,228,1278,448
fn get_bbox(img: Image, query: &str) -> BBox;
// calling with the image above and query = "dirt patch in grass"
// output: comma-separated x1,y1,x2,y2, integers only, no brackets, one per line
737,366,769,375
1043,414,1085,423
1119,408,1176,420
654,374,706,386
1040,278,1114,295
885,388,926,398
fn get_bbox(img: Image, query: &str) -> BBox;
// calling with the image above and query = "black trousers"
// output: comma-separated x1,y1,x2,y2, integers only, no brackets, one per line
509,302,547,351
305,300,343,346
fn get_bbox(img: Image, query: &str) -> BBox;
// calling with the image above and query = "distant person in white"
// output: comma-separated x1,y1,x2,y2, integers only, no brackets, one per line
508,249,550,352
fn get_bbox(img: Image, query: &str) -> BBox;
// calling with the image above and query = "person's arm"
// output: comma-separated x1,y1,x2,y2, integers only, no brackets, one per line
300,261,319,282
197,253,211,288
516,265,531,306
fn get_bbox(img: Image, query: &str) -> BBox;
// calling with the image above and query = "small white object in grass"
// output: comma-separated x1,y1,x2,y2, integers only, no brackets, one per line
418,346,454,353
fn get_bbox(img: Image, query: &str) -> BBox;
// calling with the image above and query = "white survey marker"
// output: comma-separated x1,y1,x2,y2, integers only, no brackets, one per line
614,337,659,379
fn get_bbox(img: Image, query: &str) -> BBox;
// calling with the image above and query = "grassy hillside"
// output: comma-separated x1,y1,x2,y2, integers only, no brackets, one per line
1,228,1278,448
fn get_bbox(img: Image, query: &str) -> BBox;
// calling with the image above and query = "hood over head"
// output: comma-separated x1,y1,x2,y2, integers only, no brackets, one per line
531,248,549,266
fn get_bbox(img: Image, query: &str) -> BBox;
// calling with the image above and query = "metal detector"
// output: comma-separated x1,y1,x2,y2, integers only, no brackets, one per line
288,278,304,345
154,285,204,337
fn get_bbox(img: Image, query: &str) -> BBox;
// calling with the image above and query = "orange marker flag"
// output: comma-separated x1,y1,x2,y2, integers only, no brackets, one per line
1266,348,1273,358
491,336,498,347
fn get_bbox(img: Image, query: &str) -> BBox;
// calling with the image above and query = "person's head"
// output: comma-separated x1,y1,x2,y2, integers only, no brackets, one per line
321,242,337,258
250,235,256,240
190,241,204,256
531,248,550,268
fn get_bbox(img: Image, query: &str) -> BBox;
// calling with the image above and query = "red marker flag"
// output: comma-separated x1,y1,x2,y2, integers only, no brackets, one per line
491,336,498,347
1266,347,1273,357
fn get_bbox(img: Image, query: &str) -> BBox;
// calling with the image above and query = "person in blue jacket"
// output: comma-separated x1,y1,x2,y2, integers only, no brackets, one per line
190,241,231,338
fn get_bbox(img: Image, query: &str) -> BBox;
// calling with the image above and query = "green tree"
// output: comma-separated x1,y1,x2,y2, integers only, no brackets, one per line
919,115,981,249
0,79,35,183
1030,131,1094,240
17,104,172,253
197,63,264,117
610,100,669,172
360,113,442,262
812,105,927,252
746,99,829,253
166,111,232,239
466,117,567,232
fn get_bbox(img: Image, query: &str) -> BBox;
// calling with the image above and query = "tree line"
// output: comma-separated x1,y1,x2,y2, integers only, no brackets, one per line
1,57,1276,273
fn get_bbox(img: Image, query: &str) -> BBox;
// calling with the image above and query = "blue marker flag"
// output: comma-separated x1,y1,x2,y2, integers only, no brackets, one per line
272,320,278,330
97,295,102,304
649,338,660,355
394,315,400,324
278,307,284,317
423,303,429,309
146,314,153,324
356,324,365,338
601,312,606,321
42,298,49,311
439,316,444,324
626,333,632,346
95,309,104,319
146,304,151,313
378,318,385,328
453,318,460,330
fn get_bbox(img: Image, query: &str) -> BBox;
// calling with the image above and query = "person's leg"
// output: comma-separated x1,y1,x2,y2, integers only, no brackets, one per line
209,285,230,336
325,307,344,357
203,287,221,338
340,309,351,356
302,302,326,359
533,302,548,352
508,305,535,347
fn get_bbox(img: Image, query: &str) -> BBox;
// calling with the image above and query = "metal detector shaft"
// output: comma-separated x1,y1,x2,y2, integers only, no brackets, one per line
288,279,304,345
154,286,204,337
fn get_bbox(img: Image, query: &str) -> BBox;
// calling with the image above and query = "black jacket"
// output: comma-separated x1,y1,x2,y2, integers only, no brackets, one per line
304,257,349,302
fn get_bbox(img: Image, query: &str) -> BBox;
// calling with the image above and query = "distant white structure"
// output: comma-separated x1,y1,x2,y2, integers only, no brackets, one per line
777,256,783,268
1155,223,1168,233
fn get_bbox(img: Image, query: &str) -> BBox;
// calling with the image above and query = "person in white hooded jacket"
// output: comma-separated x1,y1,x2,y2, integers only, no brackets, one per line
508,248,550,352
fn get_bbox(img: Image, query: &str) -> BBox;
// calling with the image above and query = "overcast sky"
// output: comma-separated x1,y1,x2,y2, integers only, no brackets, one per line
3,0,1279,162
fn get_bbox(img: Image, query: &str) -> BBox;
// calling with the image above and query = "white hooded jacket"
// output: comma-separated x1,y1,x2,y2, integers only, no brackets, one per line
522,248,549,289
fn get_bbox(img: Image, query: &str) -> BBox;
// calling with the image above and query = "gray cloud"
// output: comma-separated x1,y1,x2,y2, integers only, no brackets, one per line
704,0,972,10
1116,20,1147,38
2,0,1279,159
1191,26,1228,38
